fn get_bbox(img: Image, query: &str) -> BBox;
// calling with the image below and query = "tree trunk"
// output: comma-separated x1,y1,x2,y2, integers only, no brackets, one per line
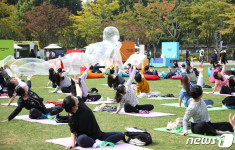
153,43,157,58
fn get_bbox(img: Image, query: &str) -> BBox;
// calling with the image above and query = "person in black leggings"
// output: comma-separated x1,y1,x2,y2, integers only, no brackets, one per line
2,86,63,122
62,78,123,149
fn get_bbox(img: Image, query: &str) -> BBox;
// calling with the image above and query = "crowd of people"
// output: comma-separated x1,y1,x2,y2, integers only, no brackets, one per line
1,55,235,149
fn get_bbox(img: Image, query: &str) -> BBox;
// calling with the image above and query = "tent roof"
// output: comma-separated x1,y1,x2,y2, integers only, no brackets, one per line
44,44,62,49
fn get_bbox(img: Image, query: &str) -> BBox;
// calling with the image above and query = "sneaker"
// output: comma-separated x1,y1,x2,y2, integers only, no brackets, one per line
93,106,103,112
139,110,150,114
92,139,103,148
129,138,146,146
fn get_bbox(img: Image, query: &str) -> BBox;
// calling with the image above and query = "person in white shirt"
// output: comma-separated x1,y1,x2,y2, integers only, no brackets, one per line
199,48,204,64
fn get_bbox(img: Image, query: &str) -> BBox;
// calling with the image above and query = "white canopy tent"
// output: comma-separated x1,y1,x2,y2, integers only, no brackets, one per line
44,44,62,49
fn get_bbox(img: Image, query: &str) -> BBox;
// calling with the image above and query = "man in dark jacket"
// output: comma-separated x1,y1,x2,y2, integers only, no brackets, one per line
211,51,217,68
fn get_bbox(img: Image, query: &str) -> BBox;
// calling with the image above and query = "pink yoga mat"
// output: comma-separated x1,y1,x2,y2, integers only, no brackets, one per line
119,109,175,118
1,103,18,106
85,101,116,105
15,115,67,125
203,92,235,96
46,137,153,150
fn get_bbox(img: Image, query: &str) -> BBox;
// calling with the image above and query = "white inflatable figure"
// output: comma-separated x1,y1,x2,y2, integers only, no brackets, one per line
85,26,123,70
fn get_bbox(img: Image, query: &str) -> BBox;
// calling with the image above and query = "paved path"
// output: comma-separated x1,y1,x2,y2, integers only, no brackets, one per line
179,60,235,66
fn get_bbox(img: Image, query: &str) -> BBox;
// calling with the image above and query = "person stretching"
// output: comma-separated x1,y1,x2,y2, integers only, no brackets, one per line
181,85,234,136
135,63,160,97
179,64,213,107
2,85,63,122
212,64,230,94
114,61,154,114
62,78,123,149
71,64,101,102
53,68,71,93
108,65,126,90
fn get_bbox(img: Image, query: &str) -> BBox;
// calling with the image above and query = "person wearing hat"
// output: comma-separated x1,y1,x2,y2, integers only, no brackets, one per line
113,61,154,114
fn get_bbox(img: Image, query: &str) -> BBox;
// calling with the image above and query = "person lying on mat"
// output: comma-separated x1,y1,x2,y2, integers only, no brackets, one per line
212,64,230,94
179,64,213,108
62,78,123,149
5,65,33,106
53,67,71,93
2,85,63,122
114,61,154,114
181,85,234,136
108,65,126,90
71,64,101,102
135,62,160,97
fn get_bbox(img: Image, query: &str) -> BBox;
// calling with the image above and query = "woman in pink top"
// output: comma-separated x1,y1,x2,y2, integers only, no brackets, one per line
212,64,229,94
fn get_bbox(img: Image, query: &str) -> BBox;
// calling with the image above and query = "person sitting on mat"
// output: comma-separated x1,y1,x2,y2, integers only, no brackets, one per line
91,63,105,73
108,65,126,90
181,85,235,136
2,85,63,122
186,66,197,86
212,64,230,94
114,61,154,114
71,64,101,102
62,78,123,149
135,62,160,97
179,64,213,107
53,68,71,93
5,65,33,106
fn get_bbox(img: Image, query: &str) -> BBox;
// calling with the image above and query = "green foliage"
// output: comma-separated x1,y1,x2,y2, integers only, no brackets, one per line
71,0,119,46
0,0,25,40
22,2,71,48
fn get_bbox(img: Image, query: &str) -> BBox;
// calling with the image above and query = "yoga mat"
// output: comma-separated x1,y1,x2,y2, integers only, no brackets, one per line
0,96,9,99
44,87,55,89
203,92,235,97
46,137,153,150
85,100,116,105
56,91,71,95
177,85,214,89
119,109,175,118
160,103,228,111
1,103,18,106
149,96,178,100
100,84,108,86
15,115,67,125
154,128,235,143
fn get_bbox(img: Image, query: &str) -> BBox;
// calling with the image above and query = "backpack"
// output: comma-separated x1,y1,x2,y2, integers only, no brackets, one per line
222,96,235,109
123,128,152,145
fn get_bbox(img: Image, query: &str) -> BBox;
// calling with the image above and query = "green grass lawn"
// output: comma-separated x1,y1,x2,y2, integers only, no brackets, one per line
0,65,234,150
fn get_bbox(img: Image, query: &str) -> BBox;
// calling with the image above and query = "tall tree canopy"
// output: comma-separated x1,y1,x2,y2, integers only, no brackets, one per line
22,2,71,47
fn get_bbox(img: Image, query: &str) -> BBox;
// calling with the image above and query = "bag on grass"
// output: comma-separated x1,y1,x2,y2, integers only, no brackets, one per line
222,96,235,109
123,127,152,145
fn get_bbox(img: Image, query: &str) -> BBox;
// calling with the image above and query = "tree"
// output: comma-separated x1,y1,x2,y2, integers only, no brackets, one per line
0,0,24,40
178,0,232,60
220,5,235,34
113,1,175,57
71,0,119,46
22,2,71,47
